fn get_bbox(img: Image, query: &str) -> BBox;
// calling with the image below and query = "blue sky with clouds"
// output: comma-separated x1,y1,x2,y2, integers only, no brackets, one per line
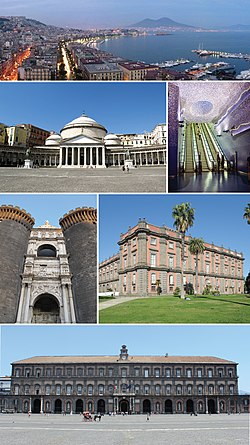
1,0,250,28
1,325,250,392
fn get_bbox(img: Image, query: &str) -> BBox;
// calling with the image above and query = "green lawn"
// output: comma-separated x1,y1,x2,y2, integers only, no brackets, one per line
99,294,250,324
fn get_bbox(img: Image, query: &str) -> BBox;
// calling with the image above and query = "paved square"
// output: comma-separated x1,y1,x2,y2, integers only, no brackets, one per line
0,413,248,445
0,167,166,193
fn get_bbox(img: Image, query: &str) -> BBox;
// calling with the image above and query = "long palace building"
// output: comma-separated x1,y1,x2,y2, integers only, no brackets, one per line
4,346,249,415
99,218,244,296
0,114,166,168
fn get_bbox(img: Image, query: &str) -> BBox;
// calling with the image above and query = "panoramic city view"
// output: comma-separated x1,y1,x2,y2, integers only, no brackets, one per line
0,1,249,444
0,0,250,81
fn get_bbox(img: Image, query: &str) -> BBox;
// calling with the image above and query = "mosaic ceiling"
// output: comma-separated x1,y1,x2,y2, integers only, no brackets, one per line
176,82,249,123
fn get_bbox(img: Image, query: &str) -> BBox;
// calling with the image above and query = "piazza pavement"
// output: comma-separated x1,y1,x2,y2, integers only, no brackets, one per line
0,167,166,193
0,413,248,445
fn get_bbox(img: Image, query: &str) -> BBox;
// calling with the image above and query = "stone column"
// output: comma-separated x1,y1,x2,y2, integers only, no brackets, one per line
65,147,68,166
84,147,86,166
40,397,44,414
62,284,70,323
78,147,80,166
16,284,26,322
68,283,76,323
71,148,74,166
112,154,115,166
90,147,93,166
102,146,106,167
24,284,31,322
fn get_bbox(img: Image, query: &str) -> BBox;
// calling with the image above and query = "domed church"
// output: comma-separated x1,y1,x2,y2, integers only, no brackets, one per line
33,113,166,168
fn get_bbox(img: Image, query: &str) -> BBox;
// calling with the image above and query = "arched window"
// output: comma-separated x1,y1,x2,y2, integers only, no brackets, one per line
88,385,93,396
37,244,57,257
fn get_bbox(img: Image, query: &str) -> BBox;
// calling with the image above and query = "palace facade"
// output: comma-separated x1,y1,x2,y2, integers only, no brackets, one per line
99,219,244,296
6,346,249,415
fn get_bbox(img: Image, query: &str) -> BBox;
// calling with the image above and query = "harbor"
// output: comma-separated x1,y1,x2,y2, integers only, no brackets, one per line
192,48,250,61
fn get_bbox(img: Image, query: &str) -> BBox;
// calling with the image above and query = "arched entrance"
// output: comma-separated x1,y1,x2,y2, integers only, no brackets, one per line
208,399,216,414
54,399,62,414
97,399,105,414
32,294,60,324
33,399,41,413
119,400,129,413
186,399,194,413
76,399,83,414
165,399,173,414
143,399,151,414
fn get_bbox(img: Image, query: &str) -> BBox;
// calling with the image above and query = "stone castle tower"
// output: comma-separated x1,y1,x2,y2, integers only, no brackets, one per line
59,207,97,323
0,205,35,323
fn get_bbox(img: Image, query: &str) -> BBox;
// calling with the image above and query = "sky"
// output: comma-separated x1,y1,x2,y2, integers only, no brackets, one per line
0,194,96,227
1,0,250,28
0,83,165,135
99,194,250,276
0,325,249,392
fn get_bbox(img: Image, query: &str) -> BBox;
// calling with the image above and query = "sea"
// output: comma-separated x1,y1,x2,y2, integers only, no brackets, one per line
97,31,250,75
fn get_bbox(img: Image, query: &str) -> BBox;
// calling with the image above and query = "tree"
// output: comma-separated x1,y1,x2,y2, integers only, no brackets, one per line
172,203,195,299
189,237,204,296
243,203,250,225
245,272,250,294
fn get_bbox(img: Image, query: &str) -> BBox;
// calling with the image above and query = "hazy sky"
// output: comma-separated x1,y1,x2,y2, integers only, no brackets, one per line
99,194,250,276
1,325,250,392
0,82,165,135
1,0,250,28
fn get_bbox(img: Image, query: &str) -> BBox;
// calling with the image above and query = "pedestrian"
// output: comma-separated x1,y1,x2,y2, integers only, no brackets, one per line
126,166,129,173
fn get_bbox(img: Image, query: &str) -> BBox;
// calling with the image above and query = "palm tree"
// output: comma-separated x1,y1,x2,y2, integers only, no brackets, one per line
243,203,250,225
172,203,195,299
189,237,204,296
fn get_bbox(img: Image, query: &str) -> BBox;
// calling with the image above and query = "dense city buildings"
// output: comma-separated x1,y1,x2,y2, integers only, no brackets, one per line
2,345,249,415
99,218,244,296
0,113,166,168
0,205,97,324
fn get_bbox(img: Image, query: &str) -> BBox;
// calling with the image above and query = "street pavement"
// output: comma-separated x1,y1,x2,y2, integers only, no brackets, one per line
0,413,248,445
0,167,166,193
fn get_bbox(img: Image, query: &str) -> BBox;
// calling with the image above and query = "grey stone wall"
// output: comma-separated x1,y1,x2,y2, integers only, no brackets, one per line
0,220,31,322
62,222,97,323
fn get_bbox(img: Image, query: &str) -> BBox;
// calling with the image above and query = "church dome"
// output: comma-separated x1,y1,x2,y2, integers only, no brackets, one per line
104,133,122,146
45,132,61,146
60,114,107,142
